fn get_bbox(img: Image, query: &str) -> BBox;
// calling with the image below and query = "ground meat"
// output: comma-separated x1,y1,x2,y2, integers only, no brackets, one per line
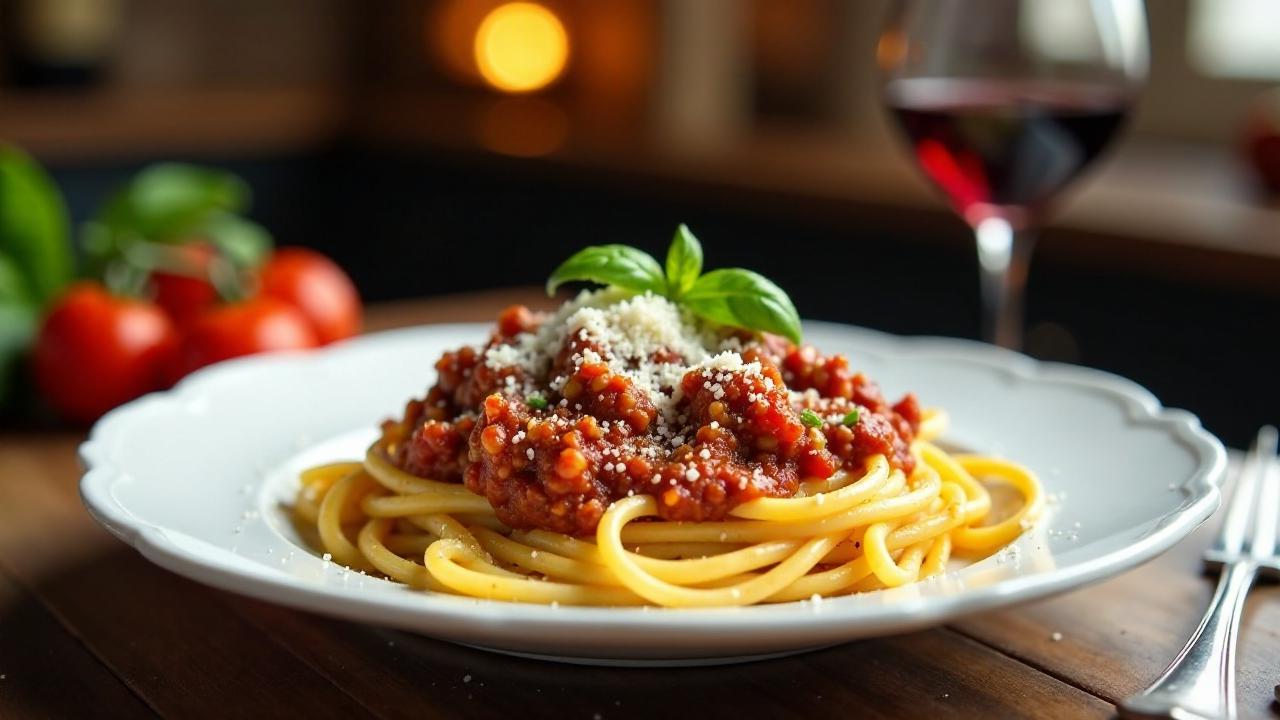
430,346,479,416
494,304,539,340
426,338,528,416
463,381,819,534
646,427,802,523
784,344,921,474
390,304,924,535
802,395,915,473
560,358,656,433
399,416,475,481
465,394,616,535
678,357,838,482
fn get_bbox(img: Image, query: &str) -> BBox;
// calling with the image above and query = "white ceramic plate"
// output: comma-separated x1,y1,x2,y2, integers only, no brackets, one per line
80,321,1226,665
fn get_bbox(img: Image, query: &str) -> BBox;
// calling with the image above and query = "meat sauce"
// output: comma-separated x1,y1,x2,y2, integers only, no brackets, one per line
389,302,921,536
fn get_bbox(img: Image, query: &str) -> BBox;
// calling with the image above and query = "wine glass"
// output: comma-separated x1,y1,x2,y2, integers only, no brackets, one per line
879,0,1147,348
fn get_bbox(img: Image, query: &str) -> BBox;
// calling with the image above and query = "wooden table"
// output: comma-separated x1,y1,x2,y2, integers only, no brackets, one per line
1,290,1276,719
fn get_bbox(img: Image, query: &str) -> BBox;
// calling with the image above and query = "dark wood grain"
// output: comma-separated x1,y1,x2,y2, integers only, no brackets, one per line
0,570,156,719
0,290,1274,719
0,437,375,719
227,598,1111,720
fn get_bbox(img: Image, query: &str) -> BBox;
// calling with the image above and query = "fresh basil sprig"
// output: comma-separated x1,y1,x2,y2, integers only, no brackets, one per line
680,268,801,344
545,244,666,298
664,224,702,297
546,225,802,343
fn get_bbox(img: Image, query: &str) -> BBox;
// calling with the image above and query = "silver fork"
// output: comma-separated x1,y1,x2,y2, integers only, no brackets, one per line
1120,425,1278,720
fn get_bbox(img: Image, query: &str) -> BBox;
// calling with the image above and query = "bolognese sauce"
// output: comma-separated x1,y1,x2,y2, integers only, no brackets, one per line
387,290,920,536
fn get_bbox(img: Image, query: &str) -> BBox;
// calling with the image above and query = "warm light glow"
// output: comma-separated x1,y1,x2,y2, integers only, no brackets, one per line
477,97,568,157
474,2,569,93
876,29,908,71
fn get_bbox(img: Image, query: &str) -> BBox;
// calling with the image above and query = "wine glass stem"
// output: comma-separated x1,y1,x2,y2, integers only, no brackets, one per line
974,216,1036,349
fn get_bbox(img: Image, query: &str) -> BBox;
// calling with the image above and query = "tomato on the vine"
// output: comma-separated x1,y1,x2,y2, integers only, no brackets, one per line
175,296,319,377
258,248,361,344
33,283,178,424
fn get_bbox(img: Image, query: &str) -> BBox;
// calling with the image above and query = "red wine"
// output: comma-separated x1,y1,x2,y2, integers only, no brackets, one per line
886,78,1129,225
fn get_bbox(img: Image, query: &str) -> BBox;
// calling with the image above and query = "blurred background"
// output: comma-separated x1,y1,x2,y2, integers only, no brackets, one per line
1,0,1278,445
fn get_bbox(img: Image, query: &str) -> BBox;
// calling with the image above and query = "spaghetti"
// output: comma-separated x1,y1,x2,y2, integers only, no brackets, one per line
293,247,1043,607
296,408,1043,607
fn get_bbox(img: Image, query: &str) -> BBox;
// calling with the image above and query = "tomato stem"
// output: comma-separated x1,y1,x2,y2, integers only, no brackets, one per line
208,256,250,302
103,260,149,298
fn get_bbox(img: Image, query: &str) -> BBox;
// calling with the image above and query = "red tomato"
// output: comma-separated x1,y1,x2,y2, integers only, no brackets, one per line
151,243,218,327
258,248,361,344
175,297,319,377
33,283,179,424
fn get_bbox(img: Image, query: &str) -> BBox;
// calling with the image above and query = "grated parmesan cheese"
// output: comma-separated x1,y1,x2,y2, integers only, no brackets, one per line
478,290,760,428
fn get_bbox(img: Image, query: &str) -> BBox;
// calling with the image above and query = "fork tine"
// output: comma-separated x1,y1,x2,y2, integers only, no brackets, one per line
1249,425,1278,560
1212,426,1276,557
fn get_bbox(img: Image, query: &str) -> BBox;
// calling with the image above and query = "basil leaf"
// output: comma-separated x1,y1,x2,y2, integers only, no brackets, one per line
204,213,273,268
664,224,702,298
0,145,73,305
99,163,250,242
0,254,37,405
681,268,802,344
0,300,35,406
0,251,32,305
85,164,253,279
546,244,666,296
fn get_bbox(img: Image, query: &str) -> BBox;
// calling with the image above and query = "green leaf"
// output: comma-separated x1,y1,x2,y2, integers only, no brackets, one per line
0,255,37,404
204,213,273,268
842,409,860,426
546,244,666,297
84,164,255,282
0,145,73,305
664,224,702,298
681,268,803,344
0,302,36,395
101,163,250,241
93,163,250,260
800,408,823,428
525,394,548,410
0,251,33,305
